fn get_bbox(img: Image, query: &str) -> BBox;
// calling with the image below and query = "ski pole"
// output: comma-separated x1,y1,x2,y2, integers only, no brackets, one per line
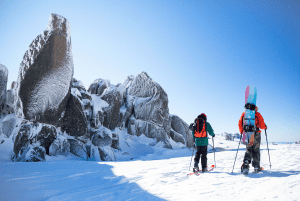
213,136,216,168
231,135,242,173
189,144,195,171
265,129,272,169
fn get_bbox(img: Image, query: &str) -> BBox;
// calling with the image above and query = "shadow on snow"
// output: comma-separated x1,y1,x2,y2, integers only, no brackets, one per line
227,170,300,178
0,161,166,201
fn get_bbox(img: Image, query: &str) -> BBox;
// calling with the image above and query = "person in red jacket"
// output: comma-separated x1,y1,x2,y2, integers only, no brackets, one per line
238,106,267,173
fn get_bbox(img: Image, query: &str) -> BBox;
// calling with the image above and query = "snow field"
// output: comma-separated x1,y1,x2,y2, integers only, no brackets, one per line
1,133,300,201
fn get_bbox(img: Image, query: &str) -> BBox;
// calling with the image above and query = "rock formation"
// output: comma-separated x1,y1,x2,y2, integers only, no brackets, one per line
0,13,195,163
170,115,194,148
14,13,74,125
0,64,8,116
13,121,58,162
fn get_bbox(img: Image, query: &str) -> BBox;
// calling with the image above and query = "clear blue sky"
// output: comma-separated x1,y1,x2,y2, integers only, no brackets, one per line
1,0,299,142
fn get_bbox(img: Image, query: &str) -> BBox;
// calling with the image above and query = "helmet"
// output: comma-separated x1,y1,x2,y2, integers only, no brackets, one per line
197,113,207,121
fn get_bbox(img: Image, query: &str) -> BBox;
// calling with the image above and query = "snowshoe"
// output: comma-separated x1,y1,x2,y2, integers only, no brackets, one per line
202,168,208,172
253,167,264,173
241,161,250,175
193,167,199,173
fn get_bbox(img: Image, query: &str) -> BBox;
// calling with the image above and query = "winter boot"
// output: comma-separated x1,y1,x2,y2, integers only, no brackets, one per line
241,160,250,175
202,167,208,172
253,166,263,173
193,162,199,173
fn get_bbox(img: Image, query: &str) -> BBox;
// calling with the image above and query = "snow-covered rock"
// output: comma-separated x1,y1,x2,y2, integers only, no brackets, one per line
68,138,88,160
13,122,58,161
60,93,88,137
14,13,74,125
0,114,21,138
169,129,185,145
88,78,111,96
170,115,193,148
101,89,122,129
88,79,122,130
23,145,46,162
98,146,116,161
111,132,119,150
0,64,8,117
128,72,169,130
49,135,70,156
91,127,112,147
117,72,171,147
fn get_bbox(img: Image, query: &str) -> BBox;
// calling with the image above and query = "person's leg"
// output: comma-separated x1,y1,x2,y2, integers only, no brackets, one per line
252,132,261,168
243,145,253,164
200,146,207,170
194,146,201,167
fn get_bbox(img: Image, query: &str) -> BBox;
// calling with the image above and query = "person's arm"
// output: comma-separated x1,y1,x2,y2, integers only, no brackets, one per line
257,112,267,130
192,131,195,141
206,122,215,137
238,113,244,134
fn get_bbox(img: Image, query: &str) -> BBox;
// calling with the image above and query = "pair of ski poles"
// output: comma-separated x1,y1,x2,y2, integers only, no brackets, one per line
231,130,272,173
189,137,216,171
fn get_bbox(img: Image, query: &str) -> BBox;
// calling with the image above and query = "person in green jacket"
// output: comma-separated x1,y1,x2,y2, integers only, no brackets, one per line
191,113,215,172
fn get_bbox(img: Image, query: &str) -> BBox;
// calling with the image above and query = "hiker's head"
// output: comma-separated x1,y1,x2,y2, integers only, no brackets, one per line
197,113,207,121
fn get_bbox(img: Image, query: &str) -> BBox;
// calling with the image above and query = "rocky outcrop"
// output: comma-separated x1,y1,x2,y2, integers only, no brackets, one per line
14,13,74,125
170,115,193,148
68,138,88,159
101,90,122,129
13,122,58,161
88,79,110,96
0,64,8,116
88,79,122,130
2,12,194,162
60,92,88,137
128,72,169,130
91,127,112,147
49,135,70,156
0,114,21,138
120,72,172,148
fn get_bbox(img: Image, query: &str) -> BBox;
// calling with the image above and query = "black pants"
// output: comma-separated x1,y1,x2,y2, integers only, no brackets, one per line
194,146,207,169
243,132,261,167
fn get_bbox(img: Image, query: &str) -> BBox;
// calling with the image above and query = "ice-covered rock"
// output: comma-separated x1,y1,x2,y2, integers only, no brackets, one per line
170,129,185,145
13,144,46,162
13,122,57,161
60,93,88,137
101,89,122,129
128,72,169,130
68,138,88,160
49,135,70,156
119,72,172,147
98,146,116,161
91,127,112,147
88,79,111,96
14,13,74,125
88,79,122,130
0,64,8,116
111,132,119,150
170,115,193,148
127,117,171,148
0,114,22,138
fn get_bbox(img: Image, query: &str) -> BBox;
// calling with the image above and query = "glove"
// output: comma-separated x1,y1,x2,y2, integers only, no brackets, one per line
212,134,215,138
265,124,267,130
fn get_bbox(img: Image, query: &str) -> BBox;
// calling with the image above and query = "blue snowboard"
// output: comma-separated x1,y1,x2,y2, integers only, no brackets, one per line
242,85,257,146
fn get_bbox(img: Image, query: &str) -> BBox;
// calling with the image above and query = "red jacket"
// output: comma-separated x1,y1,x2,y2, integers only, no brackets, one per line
238,112,267,133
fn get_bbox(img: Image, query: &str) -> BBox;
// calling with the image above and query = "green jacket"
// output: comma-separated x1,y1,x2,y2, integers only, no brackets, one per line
192,122,215,146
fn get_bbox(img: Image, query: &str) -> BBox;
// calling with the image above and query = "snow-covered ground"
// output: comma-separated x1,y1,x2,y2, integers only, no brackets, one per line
1,130,300,201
